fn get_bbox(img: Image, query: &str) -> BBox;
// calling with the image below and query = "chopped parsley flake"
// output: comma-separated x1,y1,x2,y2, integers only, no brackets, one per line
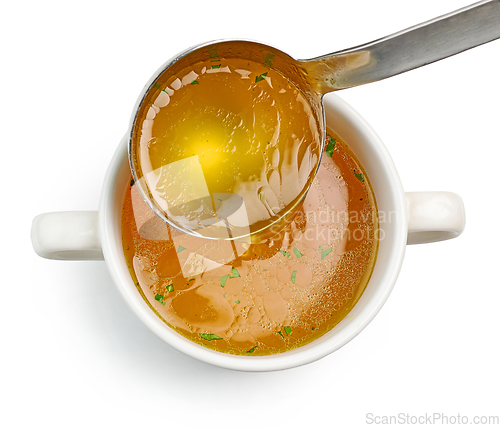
264,53,275,67
200,333,222,341
235,300,240,304
166,284,174,293
230,267,240,278
284,326,292,336
177,245,186,253
291,270,297,284
320,248,333,260
219,274,230,287
354,172,365,182
211,64,221,69
154,294,166,305
208,46,218,58
188,278,195,282
279,249,291,258
219,268,241,287
255,72,268,83
292,246,303,259
246,345,258,354
191,80,199,85
278,331,284,339
325,137,336,157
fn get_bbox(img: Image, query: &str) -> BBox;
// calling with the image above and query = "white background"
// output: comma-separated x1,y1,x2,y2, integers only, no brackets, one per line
2,0,499,426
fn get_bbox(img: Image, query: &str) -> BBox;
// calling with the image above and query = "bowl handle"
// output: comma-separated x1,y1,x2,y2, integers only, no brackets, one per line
405,192,465,245
31,211,104,260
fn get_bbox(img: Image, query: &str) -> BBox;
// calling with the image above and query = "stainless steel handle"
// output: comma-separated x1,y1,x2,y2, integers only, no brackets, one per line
303,0,500,93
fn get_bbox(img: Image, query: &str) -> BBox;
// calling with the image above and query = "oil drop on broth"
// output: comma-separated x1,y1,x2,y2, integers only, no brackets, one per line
121,130,379,356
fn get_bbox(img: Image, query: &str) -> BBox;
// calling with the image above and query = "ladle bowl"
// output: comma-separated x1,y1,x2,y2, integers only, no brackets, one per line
128,0,500,241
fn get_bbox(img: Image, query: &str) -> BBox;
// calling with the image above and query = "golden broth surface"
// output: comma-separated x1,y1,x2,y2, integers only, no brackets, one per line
122,131,378,355
132,57,321,240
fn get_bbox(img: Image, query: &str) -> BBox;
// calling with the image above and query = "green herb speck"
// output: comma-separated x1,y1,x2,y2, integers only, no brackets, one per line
191,80,199,85
318,246,323,252
265,54,274,67
354,172,365,182
291,270,297,284
279,249,291,258
166,284,174,293
219,274,230,287
325,137,336,157
200,333,222,341
230,267,240,278
292,246,303,258
155,294,166,305
177,245,186,253
211,64,221,69
284,326,292,336
255,72,268,83
278,331,284,339
320,248,333,260
246,345,258,354
188,278,195,282
235,300,240,304
208,46,218,58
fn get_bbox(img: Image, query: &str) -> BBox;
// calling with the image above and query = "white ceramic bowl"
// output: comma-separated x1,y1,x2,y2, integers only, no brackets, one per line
32,94,465,371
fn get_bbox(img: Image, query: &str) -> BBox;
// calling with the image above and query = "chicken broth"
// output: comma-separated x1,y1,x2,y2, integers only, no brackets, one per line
131,57,322,241
121,130,378,355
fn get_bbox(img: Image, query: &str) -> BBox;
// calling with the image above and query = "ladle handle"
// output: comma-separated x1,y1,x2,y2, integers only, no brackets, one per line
305,0,500,92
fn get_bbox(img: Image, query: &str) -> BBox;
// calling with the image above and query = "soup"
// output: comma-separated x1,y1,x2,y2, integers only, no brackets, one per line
121,130,378,355
130,56,322,241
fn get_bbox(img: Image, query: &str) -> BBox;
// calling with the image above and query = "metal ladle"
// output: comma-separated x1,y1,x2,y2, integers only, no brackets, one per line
129,0,500,242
